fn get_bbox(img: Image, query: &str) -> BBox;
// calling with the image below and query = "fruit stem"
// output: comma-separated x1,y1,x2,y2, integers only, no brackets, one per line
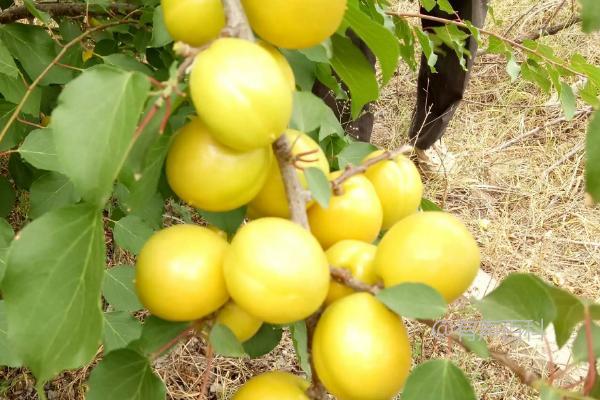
222,0,255,41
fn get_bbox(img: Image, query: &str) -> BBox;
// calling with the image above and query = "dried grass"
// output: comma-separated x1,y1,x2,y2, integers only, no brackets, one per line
1,0,599,399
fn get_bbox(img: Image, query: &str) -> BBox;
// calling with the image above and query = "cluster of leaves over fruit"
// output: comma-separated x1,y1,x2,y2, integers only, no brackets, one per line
0,0,598,399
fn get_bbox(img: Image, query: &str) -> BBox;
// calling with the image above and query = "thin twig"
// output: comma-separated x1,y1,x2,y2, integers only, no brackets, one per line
0,19,131,145
542,0,568,32
199,344,215,399
0,2,137,24
330,145,413,194
583,306,597,395
150,327,195,360
516,15,582,43
542,142,584,178
330,266,381,294
387,11,585,78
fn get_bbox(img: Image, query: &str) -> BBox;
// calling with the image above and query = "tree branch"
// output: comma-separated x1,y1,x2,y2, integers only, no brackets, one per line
583,306,597,395
387,11,585,79
330,145,413,195
0,2,137,24
516,15,582,43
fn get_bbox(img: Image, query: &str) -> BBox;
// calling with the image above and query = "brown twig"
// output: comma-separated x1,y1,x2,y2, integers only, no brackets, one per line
330,145,413,195
16,117,44,129
150,326,196,360
199,344,215,399
330,266,381,294
0,19,132,145
583,306,597,395
387,11,585,78
516,15,582,43
0,2,137,24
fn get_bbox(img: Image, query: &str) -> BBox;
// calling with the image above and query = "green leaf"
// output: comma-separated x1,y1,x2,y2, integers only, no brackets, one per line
103,312,143,354
19,129,61,172
198,207,247,237
437,0,455,14
420,0,436,12
130,316,190,356
113,215,154,255
376,283,447,319
571,322,600,363
586,111,600,201
461,335,490,359
281,50,316,91
344,2,400,84
0,38,18,78
337,141,377,169
291,91,331,133
0,101,26,151
580,0,600,32
487,36,508,55
394,19,417,71
414,29,437,72
51,66,150,207
420,198,442,211
0,176,15,218
330,34,379,118
87,349,166,400
540,385,562,400
506,54,521,82
209,323,246,357
476,274,557,331
0,74,41,116
102,54,153,75
23,0,52,24
0,218,14,276
103,265,143,313
150,6,173,48
290,321,311,376
2,204,105,382
0,301,21,367
402,359,476,400
29,172,79,219
559,82,576,120
298,44,331,63
0,24,73,85
243,324,283,358
305,167,331,208
547,286,585,348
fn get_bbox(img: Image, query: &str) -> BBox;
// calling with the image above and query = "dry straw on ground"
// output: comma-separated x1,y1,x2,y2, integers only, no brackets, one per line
1,0,599,399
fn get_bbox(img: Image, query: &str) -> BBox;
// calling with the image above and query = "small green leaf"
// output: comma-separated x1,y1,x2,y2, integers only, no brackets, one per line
476,274,557,331
487,36,508,55
103,311,143,354
506,55,521,82
29,172,80,219
129,316,191,357
394,19,417,71
547,286,585,348
420,0,436,12
305,167,331,208
402,359,476,400
102,54,153,75
337,141,377,169
2,204,105,383
103,265,143,313
330,34,379,118
0,218,14,276
420,198,442,211
290,321,311,376
0,74,42,116
209,324,246,358
414,29,437,72
437,0,455,14
198,207,247,237
290,91,331,133
87,349,166,400
461,335,490,359
580,0,600,33
18,129,61,172
571,322,600,363
377,283,447,319
0,301,21,367
150,6,173,48
559,82,576,120
586,111,600,202
51,66,150,207
113,215,154,255
281,50,316,91
0,176,15,218
243,324,283,358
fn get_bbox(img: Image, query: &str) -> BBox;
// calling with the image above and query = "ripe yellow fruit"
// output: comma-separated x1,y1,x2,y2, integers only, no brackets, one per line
161,0,225,47
364,151,423,230
165,118,272,212
224,218,329,324
216,302,262,342
258,41,296,91
313,293,412,400
233,371,310,400
308,173,383,249
190,38,292,151
374,211,481,303
248,130,329,218
325,240,378,305
241,0,347,49
135,225,229,321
